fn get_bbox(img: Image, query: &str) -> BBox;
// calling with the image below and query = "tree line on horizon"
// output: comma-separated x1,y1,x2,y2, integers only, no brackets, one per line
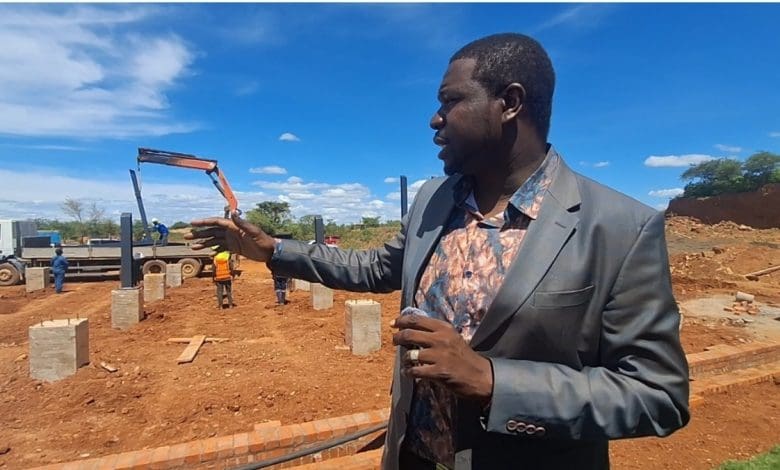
33,151,778,243
680,151,780,198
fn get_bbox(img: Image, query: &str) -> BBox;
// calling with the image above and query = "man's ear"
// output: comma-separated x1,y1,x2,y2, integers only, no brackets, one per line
500,83,525,123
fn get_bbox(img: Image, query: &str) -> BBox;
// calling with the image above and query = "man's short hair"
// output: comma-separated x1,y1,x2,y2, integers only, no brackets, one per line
451,33,555,140
55,248,63,255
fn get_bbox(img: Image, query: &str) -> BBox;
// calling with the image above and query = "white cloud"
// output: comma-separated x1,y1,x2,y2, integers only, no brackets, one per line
0,5,198,138
648,188,684,198
644,154,717,168
714,144,742,153
384,177,399,184
533,4,616,33
251,175,408,223
234,81,259,96
0,143,88,151
279,132,301,142
770,131,780,138
249,165,287,175
0,167,267,223
593,161,610,168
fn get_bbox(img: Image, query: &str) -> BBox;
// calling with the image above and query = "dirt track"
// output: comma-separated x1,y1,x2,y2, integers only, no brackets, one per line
0,216,779,469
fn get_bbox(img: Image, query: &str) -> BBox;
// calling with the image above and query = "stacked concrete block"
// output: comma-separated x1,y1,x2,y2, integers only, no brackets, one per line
143,273,166,302
166,263,183,288
310,283,333,310
25,267,50,293
344,300,382,356
29,318,89,382
112,287,144,329
292,278,311,292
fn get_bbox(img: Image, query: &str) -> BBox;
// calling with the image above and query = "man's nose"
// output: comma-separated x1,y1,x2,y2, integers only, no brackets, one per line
430,110,444,130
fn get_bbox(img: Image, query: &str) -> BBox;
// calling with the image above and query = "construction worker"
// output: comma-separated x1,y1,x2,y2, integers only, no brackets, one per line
212,249,235,309
151,218,169,246
50,247,69,294
272,271,289,305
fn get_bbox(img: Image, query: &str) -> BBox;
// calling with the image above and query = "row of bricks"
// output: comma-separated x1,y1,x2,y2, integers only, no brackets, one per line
30,409,390,470
293,449,383,470
687,342,780,378
691,363,780,395
686,341,778,365
185,431,384,470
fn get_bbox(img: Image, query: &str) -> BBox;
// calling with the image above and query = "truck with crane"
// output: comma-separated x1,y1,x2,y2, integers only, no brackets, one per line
0,148,238,287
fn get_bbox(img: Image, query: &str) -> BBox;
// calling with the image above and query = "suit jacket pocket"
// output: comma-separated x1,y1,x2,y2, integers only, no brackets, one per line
533,285,594,309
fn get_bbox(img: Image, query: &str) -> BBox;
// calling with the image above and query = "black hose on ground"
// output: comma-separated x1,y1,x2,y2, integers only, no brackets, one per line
230,421,388,470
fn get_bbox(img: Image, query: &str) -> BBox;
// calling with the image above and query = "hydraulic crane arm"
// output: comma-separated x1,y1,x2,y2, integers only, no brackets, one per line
137,148,240,215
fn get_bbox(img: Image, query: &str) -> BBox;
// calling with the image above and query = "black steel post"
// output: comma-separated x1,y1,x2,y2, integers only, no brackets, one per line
314,216,325,244
129,170,152,243
120,212,134,288
400,175,408,218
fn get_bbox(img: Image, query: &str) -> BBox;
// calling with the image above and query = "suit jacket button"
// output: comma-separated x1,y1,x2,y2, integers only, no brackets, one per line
536,426,546,437
515,422,527,433
506,420,518,432
525,424,537,435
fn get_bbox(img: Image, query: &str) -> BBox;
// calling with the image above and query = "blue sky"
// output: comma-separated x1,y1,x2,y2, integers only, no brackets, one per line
1,3,779,224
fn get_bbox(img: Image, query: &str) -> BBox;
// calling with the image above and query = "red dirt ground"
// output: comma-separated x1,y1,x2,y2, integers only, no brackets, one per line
0,216,779,469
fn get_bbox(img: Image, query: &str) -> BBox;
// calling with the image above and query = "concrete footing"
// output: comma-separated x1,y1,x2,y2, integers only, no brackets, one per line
345,300,382,355
311,283,333,310
112,287,144,329
143,273,166,302
166,263,183,288
29,318,89,382
292,279,311,292
25,267,50,293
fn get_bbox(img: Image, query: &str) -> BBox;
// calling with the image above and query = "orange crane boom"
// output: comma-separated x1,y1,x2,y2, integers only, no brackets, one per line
137,148,239,215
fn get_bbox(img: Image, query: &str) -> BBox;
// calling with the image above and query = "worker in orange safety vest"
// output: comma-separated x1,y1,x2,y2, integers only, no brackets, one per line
212,249,235,309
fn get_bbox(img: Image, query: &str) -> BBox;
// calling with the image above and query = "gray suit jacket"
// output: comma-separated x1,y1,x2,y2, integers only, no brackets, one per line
269,159,690,469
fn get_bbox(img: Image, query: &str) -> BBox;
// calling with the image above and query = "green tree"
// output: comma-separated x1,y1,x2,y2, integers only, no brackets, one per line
680,152,780,197
245,201,291,235
742,151,780,188
361,216,381,227
170,221,190,229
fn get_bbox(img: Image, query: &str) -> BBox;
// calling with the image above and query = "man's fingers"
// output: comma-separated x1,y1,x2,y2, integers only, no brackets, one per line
230,211,262,235
191,217,235,228
402,347,432,367
392,328,434,348
402,363,437,379
392,314,444,332
187,227,228,239
190,237,227,250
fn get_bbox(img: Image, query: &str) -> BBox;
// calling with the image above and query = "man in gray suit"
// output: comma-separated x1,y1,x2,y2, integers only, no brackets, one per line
188,33,689,470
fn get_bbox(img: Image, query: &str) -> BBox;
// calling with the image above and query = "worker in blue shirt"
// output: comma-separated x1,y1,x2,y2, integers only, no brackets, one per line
151,218,169,246
50,248,69,294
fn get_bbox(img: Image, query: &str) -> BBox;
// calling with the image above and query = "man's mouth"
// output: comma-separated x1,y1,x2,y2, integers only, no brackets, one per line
433,135,447,146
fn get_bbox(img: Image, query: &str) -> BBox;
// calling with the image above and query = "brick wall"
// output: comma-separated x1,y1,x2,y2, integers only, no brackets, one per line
31,409,389,470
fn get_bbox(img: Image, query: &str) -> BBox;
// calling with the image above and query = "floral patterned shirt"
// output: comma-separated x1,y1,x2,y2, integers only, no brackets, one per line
404,148,561,467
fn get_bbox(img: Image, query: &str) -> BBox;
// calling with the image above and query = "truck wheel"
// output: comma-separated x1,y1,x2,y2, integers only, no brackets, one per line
0,263,21,286
142,259,167,276
177,258,202,278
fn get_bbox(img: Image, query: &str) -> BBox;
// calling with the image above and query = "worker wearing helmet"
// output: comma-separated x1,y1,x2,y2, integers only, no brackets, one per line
151,218,169,246
212,249,235,309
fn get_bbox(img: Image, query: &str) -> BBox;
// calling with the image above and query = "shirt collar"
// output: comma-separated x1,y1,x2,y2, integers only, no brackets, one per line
453,145,561,222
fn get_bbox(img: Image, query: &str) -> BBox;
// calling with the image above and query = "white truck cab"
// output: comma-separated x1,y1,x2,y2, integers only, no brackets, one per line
0,219,38,285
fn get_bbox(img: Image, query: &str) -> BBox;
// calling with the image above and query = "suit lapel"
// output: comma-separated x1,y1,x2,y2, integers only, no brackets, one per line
470,161,581,349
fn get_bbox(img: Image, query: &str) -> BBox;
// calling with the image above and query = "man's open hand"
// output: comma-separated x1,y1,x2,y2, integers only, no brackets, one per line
392,314,493,404
185,212,276,262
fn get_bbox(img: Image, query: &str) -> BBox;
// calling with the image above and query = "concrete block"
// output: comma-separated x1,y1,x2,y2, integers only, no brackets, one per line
311,283,333,310
345,300,381,356
292,278,311,292
112,287,144,329
143,273,166,302
25,267,50,293
29,318,89,382
166,263,183,288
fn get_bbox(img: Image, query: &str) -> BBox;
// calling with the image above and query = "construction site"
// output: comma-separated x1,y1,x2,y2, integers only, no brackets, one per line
0,179,778,470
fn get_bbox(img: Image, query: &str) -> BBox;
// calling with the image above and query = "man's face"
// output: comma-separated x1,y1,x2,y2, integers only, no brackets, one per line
431,58,503,176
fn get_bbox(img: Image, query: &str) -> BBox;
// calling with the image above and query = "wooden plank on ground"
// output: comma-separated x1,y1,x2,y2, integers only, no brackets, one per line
167,337,228,344
176,335,207,364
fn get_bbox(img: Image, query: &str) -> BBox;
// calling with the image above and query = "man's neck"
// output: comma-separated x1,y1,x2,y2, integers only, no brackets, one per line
472,142,548,218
